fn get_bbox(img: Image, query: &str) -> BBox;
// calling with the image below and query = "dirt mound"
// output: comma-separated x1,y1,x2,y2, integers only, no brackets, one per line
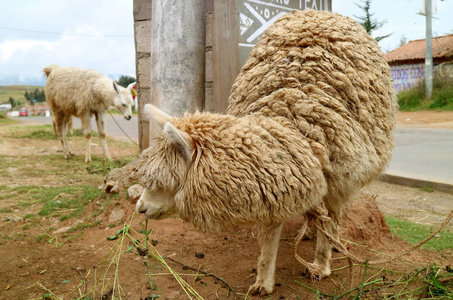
340,194,391,247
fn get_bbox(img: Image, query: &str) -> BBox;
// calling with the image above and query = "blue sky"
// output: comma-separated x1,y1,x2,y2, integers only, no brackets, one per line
0,0,451,86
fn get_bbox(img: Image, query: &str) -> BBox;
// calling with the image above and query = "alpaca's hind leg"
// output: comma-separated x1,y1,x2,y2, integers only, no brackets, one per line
95,112,111,160
313,216,339,278
62,115,74,157
80,112,92,163
250,223,283,296
54,113,71,159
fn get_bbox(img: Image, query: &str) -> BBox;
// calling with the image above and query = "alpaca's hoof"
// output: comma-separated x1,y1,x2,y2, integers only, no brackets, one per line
305,262,331,281
250,282,273,296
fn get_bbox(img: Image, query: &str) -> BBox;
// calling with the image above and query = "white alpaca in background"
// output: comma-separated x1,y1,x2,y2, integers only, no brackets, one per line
43,65,135,162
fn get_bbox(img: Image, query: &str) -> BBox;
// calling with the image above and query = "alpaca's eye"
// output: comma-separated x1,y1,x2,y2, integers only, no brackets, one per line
122,103,126,107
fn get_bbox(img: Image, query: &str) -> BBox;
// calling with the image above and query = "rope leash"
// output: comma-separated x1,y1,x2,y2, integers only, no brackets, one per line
294,203,453,288
102,101,139,146
106,109,139,146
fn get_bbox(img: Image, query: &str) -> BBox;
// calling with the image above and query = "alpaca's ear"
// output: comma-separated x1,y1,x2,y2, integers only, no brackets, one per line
163,122,193,160
144,104,171,127
127,82,136,91
113,81,120,94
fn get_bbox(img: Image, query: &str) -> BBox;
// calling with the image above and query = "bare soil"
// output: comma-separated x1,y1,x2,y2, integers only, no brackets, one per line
1,113,452,300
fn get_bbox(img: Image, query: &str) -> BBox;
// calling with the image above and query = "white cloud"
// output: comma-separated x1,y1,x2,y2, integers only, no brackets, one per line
0,0,135,85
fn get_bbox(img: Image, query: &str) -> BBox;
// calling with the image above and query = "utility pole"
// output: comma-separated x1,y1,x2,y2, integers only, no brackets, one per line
149,0,206,137
425,0,433,99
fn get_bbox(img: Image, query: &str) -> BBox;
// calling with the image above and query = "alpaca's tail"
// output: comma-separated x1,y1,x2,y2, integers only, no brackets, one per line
42,64,60,77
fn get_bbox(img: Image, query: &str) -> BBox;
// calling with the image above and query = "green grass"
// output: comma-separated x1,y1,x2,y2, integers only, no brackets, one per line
0,120,135,222
385,216,453,252
398,73,453,111
0,111,18,125
7,125,99,140
0,185,105,220
0,85,44,106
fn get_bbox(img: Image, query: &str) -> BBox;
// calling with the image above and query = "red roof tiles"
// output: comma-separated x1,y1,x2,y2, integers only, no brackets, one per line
386,34,453,64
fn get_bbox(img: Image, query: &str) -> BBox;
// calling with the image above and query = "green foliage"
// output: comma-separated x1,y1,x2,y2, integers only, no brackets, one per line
8,97,15,108
397,71,453,111
0,85,43,106
385,216,453,251
397,85,425,111
117,75,136,88
38,185,102,218
354,0,392,42
429,84,453,109
24,88,46,102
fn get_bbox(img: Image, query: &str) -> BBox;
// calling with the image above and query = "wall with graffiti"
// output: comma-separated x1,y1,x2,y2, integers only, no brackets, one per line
390,63,424,94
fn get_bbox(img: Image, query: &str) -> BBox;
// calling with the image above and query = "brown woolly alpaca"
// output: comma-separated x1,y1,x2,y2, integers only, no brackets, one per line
43,65,135,162
135,10,397,295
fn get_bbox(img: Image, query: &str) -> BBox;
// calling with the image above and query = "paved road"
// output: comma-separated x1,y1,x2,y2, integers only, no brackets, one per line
17,115,139,144
386,127,453,185
13,115,453,185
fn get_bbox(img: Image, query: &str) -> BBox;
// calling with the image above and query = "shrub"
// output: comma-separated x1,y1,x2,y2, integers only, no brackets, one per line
397,67,453,111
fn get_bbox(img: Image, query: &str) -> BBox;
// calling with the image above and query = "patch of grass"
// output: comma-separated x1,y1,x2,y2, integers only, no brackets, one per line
0,85,42,104
398,71,453,111
6,124,100,140
24,213,36,220
0,208,12,213
85,157,134,176
429,84,453,109
397,85,426,111
0,114,18,125
0,185,104,220
420,186,435,193
39,185,104,218
385,216,453,251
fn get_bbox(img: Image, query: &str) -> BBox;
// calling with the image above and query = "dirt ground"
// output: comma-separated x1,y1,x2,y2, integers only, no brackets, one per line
0,112,452,300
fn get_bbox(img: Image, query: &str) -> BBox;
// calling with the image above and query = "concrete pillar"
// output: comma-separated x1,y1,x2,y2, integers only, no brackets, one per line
425,0,433,99
133,0,152,151
150,0,206,133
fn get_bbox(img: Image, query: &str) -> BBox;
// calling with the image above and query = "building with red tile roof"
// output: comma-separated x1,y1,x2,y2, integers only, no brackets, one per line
385,34,453,93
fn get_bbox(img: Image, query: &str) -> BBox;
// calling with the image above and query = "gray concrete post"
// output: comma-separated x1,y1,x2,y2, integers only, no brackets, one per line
425,0,433,99
150,0,206,135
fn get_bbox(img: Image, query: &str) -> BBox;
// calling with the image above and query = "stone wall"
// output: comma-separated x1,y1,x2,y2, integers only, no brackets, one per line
133,0,152,150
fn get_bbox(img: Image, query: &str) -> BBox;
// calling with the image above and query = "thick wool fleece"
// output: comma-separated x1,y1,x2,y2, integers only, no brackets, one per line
139,112,327,232
228,10,397,217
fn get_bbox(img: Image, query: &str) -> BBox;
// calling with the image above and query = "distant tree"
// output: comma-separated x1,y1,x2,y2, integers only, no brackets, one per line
117,75,136,88
399,35,408,47
8,97,15,108
24,91,31,101
354,0,392,42
32,88,46,102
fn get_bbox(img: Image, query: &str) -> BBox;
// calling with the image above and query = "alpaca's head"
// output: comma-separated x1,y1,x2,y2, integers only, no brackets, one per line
135,104,194,219
112,81,135,121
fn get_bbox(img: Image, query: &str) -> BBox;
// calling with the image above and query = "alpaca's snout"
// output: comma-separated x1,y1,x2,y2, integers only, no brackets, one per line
125,115,132,121
136,199,166,219
136,200,146,214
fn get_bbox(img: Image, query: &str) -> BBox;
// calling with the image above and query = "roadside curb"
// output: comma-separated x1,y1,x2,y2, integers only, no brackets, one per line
379,173,453,194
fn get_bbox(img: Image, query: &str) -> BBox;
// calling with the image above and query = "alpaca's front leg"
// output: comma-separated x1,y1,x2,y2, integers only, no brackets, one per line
95,111,111,160
250,223,283,296
313,217,339,278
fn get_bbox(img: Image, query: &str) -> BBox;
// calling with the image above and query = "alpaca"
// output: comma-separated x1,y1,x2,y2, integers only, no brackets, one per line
43,65,135,162
135,10,397,295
